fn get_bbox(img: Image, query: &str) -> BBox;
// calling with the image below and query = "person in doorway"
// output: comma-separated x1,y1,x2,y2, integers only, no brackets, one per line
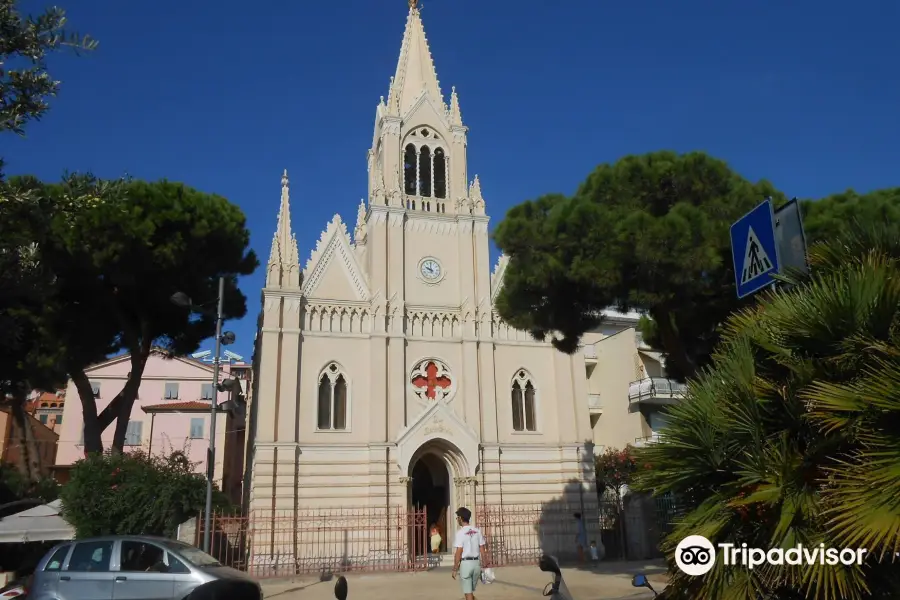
430,523,442,553
451,507,485,600
574,513,588,564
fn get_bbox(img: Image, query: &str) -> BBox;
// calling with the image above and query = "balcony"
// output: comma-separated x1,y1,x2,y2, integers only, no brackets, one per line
587,393,602,414
628,377,686,406
634,432,663,447
582,345,598,376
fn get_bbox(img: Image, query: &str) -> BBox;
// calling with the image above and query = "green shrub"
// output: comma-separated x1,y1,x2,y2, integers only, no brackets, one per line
60,450,230,538
0,463,59,506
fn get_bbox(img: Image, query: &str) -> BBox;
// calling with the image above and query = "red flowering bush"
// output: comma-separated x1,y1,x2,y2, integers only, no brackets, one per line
60,449,230,538
594,445,649,498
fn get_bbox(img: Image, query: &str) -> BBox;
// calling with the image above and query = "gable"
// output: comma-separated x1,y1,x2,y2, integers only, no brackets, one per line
395,400,480,478
402,93,450,135
302,214,370,301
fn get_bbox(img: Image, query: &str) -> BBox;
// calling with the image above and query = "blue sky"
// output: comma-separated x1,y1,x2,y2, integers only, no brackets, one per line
6,0,899,359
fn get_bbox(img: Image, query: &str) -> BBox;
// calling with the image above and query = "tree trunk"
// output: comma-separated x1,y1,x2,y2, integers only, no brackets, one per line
71,368,103,455
649,307,697,380
9,390,42,482
110,339,152,453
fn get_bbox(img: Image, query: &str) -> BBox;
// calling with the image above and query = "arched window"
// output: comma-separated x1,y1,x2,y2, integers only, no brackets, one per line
419,146,432,197
511,370,537,432
434,147,447,199
317,362,348,430
404,145,417,195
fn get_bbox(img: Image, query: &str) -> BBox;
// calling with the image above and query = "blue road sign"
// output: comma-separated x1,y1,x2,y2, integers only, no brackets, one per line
731,199,781,298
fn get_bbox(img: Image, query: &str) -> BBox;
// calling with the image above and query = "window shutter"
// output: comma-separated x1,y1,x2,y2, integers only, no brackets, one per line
126,421,143,446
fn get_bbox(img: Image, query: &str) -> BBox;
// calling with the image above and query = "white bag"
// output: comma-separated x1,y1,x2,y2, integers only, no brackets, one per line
481,567,496,584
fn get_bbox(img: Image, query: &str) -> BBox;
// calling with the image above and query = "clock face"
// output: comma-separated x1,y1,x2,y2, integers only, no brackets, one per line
420,259,442,281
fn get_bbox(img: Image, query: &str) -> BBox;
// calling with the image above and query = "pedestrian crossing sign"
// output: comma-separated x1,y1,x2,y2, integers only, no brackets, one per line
731,199,781,298
740,226,774,285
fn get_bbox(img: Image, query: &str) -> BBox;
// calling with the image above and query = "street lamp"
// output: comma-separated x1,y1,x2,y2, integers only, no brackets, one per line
170,277,237,553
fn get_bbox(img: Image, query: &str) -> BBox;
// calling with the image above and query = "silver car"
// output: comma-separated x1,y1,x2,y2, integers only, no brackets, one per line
29,535,261,600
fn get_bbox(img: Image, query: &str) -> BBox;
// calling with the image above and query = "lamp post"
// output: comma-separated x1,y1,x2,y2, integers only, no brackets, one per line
171,276,237,553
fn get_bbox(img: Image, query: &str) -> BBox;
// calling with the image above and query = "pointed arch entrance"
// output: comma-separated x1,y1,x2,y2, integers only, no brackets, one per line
407,438,470,555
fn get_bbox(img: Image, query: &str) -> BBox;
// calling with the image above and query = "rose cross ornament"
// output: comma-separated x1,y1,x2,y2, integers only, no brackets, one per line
411,360,452,401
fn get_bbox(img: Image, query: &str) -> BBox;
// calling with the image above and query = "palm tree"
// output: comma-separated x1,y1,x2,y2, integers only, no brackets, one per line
633,225,900,600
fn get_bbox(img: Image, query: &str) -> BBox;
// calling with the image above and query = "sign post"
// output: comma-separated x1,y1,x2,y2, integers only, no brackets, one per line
730,199,781,298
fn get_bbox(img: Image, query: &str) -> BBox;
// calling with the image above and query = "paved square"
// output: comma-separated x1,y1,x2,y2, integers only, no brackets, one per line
261,561,668,600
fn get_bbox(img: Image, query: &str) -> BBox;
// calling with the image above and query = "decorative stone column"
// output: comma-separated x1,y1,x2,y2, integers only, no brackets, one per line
454,476,478,511
396,476,414,556
399,476,413,505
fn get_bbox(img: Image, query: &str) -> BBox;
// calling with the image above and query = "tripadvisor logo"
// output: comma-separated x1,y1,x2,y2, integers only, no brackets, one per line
675,535,867,576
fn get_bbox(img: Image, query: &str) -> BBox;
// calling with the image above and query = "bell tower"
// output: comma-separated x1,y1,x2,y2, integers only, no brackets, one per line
363,1,490,310
367,1,471,214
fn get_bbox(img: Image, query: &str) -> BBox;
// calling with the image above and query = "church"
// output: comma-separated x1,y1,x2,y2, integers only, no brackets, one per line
247,1,672,569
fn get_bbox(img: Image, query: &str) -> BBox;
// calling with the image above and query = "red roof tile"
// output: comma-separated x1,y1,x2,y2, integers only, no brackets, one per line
141,401,225,413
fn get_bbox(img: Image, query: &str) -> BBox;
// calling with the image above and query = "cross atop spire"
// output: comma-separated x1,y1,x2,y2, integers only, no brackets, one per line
387,1,444,116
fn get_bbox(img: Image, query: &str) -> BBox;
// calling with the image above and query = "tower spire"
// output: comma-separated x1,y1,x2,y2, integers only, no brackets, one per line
387,0,445,116
267,169,300,287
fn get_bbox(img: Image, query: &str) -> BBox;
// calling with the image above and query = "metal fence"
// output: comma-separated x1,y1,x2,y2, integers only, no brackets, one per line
474,495,680,567
195,506,428,578
195,495,679,577
476,502,617,566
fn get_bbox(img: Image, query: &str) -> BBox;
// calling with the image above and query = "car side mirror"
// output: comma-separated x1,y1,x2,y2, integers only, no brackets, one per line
538,554,560,575
334,575,348,600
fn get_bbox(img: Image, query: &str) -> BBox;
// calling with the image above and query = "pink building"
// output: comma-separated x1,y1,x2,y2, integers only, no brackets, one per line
54,350,249,503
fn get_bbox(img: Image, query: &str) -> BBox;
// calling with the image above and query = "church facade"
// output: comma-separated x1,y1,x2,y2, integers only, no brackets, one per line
247,4,665,568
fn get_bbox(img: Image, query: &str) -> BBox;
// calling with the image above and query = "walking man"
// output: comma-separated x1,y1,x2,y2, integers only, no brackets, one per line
451,507,485,600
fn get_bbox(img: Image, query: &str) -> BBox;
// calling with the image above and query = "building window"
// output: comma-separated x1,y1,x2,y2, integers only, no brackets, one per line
511,369,537,432
200,383,214,401
404,144,418,195
39,414,48,425
418,146,432,197
56,414,63,425
434,147,447,199
164,382,179,400
125,421,143,446
90,381,101,397
317,362,348,431
189,418,204,439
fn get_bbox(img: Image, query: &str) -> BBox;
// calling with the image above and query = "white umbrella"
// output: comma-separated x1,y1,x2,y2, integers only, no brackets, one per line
0,499,74,543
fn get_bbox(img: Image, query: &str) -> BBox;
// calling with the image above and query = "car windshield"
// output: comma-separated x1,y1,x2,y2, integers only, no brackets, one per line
161,541,221,567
